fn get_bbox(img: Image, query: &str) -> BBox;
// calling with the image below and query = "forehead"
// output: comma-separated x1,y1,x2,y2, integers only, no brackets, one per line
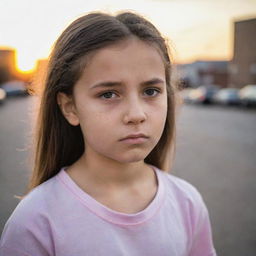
76,38,166,86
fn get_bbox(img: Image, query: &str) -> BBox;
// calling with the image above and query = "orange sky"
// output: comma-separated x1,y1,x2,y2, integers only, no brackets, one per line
0,0,255,72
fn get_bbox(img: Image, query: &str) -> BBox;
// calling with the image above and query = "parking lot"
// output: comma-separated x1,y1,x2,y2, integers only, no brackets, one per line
0,96,256,256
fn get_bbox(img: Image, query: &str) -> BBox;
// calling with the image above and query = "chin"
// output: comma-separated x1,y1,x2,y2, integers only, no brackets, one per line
115,152,149,164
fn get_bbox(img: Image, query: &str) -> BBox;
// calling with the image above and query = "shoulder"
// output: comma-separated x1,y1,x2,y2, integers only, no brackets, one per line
156,167,213,229
10,174,58,219
155,167,209,225
0,176,59,254
155,168,217,254
157,168,204,205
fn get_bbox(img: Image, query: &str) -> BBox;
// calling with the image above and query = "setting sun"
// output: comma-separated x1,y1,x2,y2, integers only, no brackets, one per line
0,0,255,76
15,51,36,73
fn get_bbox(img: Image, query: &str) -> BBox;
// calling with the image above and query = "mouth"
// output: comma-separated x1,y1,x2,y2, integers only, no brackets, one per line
119,133,149,144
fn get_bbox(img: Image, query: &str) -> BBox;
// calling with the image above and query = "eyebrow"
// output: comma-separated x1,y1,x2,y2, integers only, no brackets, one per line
89,78,165,90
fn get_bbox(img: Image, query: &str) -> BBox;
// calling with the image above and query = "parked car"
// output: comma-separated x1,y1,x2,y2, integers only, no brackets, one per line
187,85,219,104
213,88,240,105
239,85,256,107
1,80,29,97
0,88,6,104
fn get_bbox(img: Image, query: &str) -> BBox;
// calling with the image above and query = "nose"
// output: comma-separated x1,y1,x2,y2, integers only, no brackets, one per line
123,96,147,125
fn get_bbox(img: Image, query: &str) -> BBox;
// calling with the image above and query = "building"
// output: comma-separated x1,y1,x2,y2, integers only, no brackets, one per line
229,17,256,88
0,48,34,84
176,60,229,88
31,59,48,94
0,49,17,84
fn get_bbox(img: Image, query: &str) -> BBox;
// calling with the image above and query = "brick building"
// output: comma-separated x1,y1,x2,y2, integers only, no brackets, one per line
0,49,17,84
0,48,34,84
229,18,256,88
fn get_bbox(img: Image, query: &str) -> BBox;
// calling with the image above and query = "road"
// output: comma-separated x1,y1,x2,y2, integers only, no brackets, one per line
0,96,256,255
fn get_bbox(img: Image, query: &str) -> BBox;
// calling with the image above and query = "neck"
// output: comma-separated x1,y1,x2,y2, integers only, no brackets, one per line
67,151,153,189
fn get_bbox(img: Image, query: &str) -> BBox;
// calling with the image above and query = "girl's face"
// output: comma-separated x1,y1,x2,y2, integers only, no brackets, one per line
64,38,167,165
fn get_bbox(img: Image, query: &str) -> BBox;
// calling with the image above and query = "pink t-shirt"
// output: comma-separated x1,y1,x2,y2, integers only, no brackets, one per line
0,165,217,256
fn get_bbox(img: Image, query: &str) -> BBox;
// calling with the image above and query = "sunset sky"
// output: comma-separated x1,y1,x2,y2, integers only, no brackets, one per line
0,0,255,72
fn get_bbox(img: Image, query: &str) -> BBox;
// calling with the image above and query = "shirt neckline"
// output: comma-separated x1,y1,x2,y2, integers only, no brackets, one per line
56,164,165,226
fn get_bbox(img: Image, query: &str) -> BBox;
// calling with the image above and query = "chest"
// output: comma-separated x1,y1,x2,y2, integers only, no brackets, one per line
53,210,189,256
94,186,158,214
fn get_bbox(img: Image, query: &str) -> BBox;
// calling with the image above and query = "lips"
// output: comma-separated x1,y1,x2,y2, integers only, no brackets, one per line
120,133,149,141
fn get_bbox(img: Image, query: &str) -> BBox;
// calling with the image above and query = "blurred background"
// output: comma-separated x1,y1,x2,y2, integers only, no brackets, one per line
0,0,256,255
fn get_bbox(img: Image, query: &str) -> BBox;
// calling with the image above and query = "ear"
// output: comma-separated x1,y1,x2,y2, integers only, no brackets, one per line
57,92,80,126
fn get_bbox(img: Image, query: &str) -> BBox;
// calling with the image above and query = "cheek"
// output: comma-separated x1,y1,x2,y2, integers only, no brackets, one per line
77,108,115,143
150,100,168,138
150,98,168,122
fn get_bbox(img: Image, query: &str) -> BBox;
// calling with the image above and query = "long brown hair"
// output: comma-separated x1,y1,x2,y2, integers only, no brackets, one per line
23,11,177,198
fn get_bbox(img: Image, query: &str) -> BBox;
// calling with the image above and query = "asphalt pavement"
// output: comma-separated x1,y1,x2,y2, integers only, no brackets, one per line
0,96,256,256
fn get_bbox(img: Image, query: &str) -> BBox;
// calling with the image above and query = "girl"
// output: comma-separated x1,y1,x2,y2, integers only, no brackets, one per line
0,11,217,256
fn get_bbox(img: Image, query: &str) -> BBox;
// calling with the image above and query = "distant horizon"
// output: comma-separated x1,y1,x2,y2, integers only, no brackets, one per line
0,46,234,76
1,0,255,72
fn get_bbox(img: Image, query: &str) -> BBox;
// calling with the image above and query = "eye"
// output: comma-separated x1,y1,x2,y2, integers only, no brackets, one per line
99,91,117,99
144,88,161,97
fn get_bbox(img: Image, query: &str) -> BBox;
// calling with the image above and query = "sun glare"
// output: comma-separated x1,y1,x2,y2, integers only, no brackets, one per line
14,51,37,74
15,60,36,74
